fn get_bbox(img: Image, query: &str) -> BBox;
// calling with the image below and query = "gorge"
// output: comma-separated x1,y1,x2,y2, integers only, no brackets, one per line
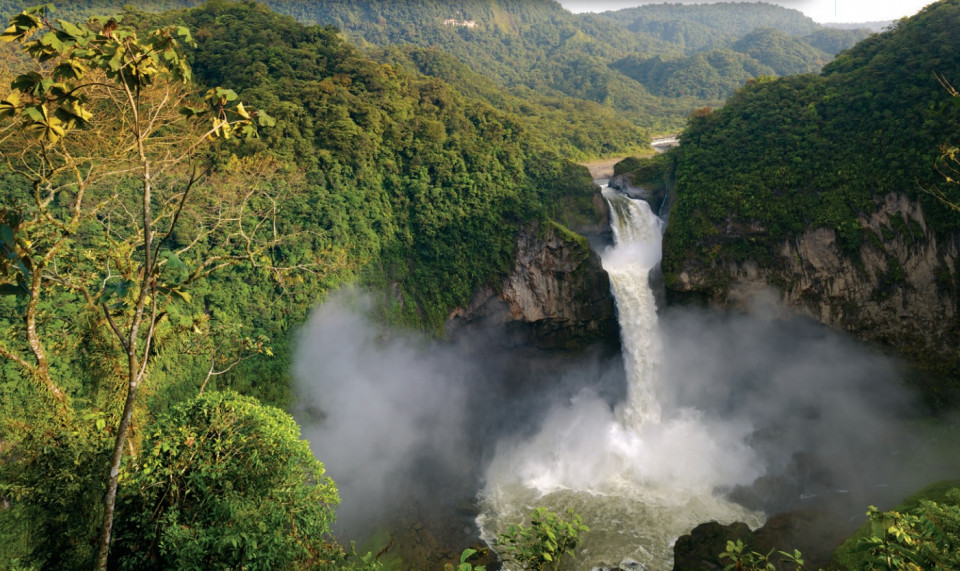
293,181,959,570
2,1,960,569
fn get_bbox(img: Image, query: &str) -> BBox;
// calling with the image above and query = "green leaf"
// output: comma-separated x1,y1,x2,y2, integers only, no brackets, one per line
216,87,238,102
59,98,92,123
23,105,44,123
53,60,86,81
40,31,63,52
58,19,83,38
101,278,132,303
11,71,42,94
460,548,477,564
179,105,206,117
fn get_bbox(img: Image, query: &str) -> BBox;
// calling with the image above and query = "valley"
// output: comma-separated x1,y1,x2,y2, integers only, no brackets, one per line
0,1,958,570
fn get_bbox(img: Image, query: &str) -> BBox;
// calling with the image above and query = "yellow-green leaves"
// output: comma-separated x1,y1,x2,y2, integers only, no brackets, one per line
0,9,45,43
197,87,274,140
23,103,65,144
0,12,226,145
0,92,19,118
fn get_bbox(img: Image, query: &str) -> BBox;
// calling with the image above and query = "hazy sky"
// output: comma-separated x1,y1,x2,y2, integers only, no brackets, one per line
558,0,936,24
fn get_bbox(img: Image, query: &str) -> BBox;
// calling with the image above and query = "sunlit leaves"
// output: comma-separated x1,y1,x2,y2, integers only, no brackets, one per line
0,10,273,147
497,508,588,570
0,8,45,43
0,92,19,118
23,103,65,144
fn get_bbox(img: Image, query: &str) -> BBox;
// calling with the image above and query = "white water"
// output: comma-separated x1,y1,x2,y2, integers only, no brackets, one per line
477,189,764,570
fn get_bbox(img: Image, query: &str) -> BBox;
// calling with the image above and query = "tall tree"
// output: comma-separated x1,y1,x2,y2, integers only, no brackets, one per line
0,7,291,568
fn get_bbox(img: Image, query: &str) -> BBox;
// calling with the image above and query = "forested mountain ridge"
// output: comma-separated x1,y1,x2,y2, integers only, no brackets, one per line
0,0,874,151
640,0,960,402
592,1,821,52
270,0,871,132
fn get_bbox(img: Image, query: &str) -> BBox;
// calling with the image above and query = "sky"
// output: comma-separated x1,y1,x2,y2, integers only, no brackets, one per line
557,0,936,24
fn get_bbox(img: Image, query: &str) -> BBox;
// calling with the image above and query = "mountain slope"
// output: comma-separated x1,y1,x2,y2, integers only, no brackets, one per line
656,0,960,401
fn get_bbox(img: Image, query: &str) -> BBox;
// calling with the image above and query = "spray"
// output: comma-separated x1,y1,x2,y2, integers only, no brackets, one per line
477,189,764,570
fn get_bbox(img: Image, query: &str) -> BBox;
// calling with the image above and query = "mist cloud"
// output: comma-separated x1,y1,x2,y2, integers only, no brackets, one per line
293,291,471,538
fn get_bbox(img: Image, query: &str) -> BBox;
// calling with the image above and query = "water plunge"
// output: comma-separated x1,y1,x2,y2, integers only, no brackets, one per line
477,189,764,570
291,189,939,570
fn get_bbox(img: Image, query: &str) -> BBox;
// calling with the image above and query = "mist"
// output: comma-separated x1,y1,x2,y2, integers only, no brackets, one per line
658,293,956,515
292,292,473,538
292,281,956,565
292,290,623,541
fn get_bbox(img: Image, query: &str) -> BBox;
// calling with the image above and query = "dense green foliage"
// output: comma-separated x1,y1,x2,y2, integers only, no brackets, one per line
0,391,355,570
375,45,650,160
0,0,871,152
496,508,589,571
613,49,775,100
0,3,600,568
112,391,343,571
832,480,960,570
156,0,598,333
0,9,356,568
662,0,960,279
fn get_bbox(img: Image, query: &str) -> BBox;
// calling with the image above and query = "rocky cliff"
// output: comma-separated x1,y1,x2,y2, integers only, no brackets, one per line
608,171,667,214
447,219,618,349
667,192,960,397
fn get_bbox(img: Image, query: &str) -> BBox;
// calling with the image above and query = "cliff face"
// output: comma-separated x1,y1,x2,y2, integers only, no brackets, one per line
608,172,666,213
668,192,960,387
447,219,618,349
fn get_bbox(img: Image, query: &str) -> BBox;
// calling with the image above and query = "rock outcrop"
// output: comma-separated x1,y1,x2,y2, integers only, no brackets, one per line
447,219,618,349
609,172,667,214
667,192,960,392
673,510,851,571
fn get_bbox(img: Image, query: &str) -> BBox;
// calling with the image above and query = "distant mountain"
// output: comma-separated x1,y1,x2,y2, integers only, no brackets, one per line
823,21,893,32
0,0,879,151
594,1,820,51
732,27,828,75
803,27,874,54
612,50,776,99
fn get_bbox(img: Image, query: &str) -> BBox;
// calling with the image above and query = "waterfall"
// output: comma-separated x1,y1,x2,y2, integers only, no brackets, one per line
477,187,763,570
603,188,664,428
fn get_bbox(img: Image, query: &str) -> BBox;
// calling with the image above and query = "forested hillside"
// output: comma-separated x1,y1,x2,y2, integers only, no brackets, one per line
277,0,870,132
0,2,603,567
0,0,874,152
652,0,960,399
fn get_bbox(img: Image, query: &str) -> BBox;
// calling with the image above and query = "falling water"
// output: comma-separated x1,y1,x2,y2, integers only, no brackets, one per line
477,188,764,570
604,189,665,428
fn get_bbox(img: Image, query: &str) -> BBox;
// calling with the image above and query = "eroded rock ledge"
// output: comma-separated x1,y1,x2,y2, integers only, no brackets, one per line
447,219,618,349
667,192,960,389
